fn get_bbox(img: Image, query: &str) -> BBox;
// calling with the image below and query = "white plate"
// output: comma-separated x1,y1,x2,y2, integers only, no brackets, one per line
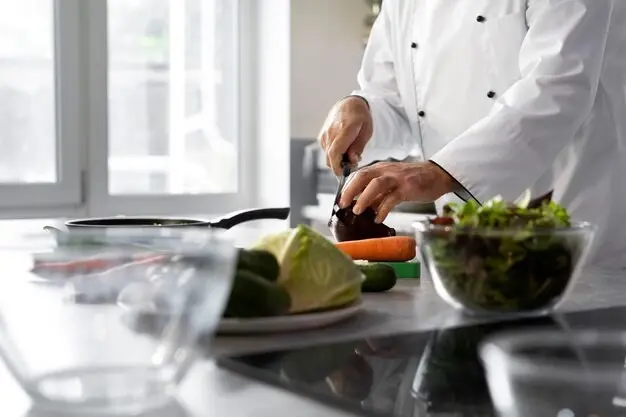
217,299,364,335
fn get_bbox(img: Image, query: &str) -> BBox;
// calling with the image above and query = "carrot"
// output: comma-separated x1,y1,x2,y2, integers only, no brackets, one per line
335,236,417,262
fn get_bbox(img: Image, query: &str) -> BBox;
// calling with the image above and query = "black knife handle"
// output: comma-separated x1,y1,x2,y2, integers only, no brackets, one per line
341,154,352,177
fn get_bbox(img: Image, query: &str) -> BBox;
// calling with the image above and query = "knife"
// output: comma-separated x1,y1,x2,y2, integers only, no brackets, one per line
328,154,353,226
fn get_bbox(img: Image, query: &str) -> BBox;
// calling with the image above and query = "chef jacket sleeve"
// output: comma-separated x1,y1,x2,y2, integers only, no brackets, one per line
350,2,416,164
429,0,614,203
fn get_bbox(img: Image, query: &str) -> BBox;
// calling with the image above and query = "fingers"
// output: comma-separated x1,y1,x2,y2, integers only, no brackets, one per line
347,150,361,166
347,126,372,164
338,162,405,223
320,97,372,174
328,122,363,175
369,192,387,210
339,169,374,208
346,130,369,167
374,193,401,224
319,132,331,168
318,108,337,169
352,177,395,215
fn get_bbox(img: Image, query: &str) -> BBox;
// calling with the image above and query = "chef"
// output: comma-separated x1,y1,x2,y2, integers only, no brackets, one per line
319,0,626,271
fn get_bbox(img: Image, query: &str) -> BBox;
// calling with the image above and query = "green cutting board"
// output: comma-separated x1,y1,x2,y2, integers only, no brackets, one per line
357,261,420,279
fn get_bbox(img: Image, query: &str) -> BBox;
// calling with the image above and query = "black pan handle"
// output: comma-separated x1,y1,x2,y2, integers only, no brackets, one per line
209,207,291,230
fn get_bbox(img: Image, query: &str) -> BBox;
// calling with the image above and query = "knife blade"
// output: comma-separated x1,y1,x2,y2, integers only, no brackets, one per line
328,154,352,226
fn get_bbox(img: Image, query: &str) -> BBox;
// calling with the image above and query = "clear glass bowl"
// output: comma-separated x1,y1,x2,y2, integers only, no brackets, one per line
480,329,626,416
414,221,595,316
0,228,236,414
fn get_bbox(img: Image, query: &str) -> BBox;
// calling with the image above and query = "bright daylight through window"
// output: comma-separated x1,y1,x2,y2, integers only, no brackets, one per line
0,0,56,184
108,0,238,195
0,0,244,216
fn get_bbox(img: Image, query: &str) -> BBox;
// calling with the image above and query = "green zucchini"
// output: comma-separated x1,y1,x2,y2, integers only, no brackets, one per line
359,263,398,293
224,269,291,318
236,248,281,282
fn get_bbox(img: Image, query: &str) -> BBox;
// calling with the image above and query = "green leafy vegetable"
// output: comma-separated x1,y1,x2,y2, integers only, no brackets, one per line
443,195,571,230
424,191,586,313
253,225,363,313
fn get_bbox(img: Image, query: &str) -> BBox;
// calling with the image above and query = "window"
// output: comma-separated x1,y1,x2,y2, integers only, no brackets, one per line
0,0,81,209
0,0,251,217
107,0,239,195
0,1,55,184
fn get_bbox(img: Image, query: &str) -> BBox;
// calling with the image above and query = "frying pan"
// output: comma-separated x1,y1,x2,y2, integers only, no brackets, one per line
62,207,290,230
44,207,290,244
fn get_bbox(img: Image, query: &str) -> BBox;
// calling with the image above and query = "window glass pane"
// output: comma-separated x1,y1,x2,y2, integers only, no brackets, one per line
0,0,56,183
108,0,238,195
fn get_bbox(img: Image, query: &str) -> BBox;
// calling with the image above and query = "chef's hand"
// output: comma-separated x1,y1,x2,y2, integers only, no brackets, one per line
339,161,455,223
318,96,373,175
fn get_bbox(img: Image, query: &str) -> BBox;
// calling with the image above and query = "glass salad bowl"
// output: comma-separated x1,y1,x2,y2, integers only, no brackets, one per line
414,193,596,316
416,221,595,316
0,227,236,414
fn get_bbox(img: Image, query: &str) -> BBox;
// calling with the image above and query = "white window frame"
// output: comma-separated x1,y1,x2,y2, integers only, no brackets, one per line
0,0,256,219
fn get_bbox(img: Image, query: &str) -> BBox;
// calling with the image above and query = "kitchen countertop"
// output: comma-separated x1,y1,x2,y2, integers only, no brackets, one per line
0,218,625,416
211,271,626,357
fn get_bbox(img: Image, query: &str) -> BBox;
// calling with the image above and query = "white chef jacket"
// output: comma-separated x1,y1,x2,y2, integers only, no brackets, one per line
353,0,626,271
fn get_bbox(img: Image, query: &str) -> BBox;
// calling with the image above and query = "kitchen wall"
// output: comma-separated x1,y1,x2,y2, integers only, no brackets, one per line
290,0,369,139
254,0,369,208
